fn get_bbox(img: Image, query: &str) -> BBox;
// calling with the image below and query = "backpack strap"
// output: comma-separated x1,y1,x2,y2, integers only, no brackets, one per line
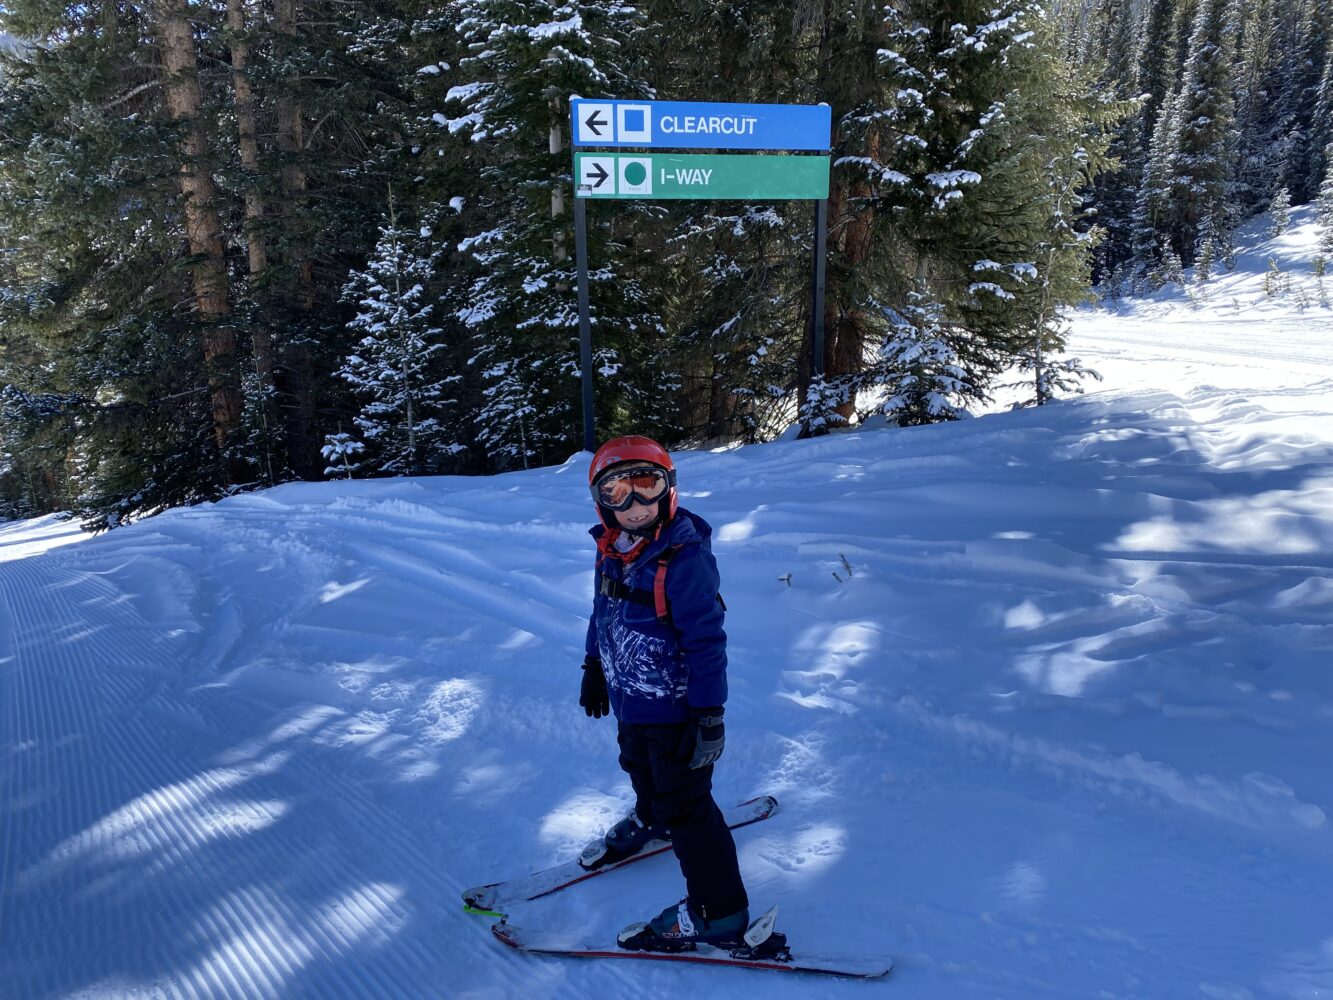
653,545,683,625
600,544,725,628
599,574,655,609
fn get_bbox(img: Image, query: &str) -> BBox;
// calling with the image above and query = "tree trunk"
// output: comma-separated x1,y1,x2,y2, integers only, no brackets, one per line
226,0,277,482
800,0,882,428
822,124,879,423
271,0,322,478
550,97,567,262
156,0,244,476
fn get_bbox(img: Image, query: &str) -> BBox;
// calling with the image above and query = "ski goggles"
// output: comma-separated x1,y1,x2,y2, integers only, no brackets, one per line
591,466,675,511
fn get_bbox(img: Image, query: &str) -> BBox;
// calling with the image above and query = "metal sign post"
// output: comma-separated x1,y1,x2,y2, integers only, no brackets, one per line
573,191,596,453
812,197,828,381
570,98,831,449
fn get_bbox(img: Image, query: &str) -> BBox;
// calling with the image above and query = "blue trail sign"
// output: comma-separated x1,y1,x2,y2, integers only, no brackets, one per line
571,99,831,152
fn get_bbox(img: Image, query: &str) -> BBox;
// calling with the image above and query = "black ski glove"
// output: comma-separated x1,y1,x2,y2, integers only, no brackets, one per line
678,706,725,769
580,656,609,719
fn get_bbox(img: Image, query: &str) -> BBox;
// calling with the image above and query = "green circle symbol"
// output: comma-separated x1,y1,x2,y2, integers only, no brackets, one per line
623,161,648,186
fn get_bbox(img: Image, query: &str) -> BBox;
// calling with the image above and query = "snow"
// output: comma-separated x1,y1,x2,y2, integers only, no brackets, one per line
4,212,1333,998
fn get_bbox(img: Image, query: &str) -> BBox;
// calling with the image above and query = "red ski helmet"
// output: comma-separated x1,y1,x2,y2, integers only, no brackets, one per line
589,435,679,527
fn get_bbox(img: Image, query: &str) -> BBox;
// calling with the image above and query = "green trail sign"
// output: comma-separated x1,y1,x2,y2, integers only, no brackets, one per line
575,152,829,200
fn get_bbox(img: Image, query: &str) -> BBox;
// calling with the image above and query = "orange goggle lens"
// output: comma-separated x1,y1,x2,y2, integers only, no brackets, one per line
593,469,670,510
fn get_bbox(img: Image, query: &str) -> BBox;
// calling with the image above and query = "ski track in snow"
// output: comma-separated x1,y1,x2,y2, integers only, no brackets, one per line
4,212,1333,998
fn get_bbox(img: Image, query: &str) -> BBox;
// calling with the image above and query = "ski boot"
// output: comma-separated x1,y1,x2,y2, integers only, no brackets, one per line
578,808,669,870
618,898,753,953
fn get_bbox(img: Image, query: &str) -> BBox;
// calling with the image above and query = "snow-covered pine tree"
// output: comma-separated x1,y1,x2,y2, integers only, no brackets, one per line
320,433,365,479
1127,0,1183,283
1194,213,1219,282
1232,0,1285,218
1277,0,1331,204
1311,37,1333,198
1317,148,1333,255
876,289,979,425
856,0,1117,416
1267,186,1292,236
1086,0,1144,287
337,201,463,476
1146,0,1240,266
441,0,663,470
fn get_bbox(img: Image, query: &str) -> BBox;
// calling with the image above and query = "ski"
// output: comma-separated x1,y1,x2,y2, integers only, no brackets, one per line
462,795,778,916
490,916,893,980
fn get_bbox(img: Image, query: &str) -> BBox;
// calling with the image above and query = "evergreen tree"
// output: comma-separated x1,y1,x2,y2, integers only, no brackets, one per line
0,0,235,526
1311,37,1333,193
1267,186,1292,236
1316,149,1333,255
1123,0,1217,282
1134,0,1181,153
441,0,663,469
1139,0,1238,266
1278,0,1331,203
1086,0,1143,286
1232,0,1284,217
321,434,365,479
0,0,434,522
876,290,978,424
337,202,463,476
859,0,1118,414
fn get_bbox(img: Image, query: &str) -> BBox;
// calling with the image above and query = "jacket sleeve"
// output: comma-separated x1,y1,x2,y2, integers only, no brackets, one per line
585,556,601,661
666,543,728,708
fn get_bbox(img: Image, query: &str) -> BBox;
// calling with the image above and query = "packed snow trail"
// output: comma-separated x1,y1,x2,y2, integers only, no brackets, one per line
3,209,1333,998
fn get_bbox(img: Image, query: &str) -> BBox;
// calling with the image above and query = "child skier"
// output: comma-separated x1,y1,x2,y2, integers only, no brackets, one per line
579,435,751,950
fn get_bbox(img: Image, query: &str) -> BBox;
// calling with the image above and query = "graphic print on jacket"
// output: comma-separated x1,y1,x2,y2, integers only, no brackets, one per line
586,507,728,725
604,614,687,706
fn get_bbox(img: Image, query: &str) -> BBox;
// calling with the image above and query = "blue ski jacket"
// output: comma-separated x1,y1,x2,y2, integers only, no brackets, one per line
585,507,728,724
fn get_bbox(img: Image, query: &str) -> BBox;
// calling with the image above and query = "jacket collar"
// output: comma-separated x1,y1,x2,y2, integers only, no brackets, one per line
590,507,705,566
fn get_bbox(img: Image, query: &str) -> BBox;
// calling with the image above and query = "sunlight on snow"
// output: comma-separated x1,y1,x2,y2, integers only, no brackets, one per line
538,790,625,856
1014,649,1119,697
743,824,847,886
1111,492,1330,556
174,883,407,997
0,514,89,563
717,512,759,541
794,621,880,676
1003,600,1045,630
317,577,371,603
992,860,1048,907
414,678,484,744
496,628,538,650
21,754,292,885
776,622,881,712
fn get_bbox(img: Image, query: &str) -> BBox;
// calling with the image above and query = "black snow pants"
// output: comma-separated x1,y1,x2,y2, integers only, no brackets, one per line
616,720,749,921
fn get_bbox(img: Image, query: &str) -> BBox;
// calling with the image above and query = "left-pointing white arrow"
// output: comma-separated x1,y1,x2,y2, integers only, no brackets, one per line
584,109,608,137
575,103,615,145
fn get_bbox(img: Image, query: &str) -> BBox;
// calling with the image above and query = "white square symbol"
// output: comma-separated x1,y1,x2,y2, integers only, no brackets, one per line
618,157,653,196
576,103,614,145
617,104,653,144
577,156,616,196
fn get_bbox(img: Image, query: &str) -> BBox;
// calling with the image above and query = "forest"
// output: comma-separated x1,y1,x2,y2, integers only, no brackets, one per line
0,0,1329,528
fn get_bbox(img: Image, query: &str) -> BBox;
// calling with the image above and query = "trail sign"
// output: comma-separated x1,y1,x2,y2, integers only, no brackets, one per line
571,99,830,152
570,96,832,452
575,153,829,200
